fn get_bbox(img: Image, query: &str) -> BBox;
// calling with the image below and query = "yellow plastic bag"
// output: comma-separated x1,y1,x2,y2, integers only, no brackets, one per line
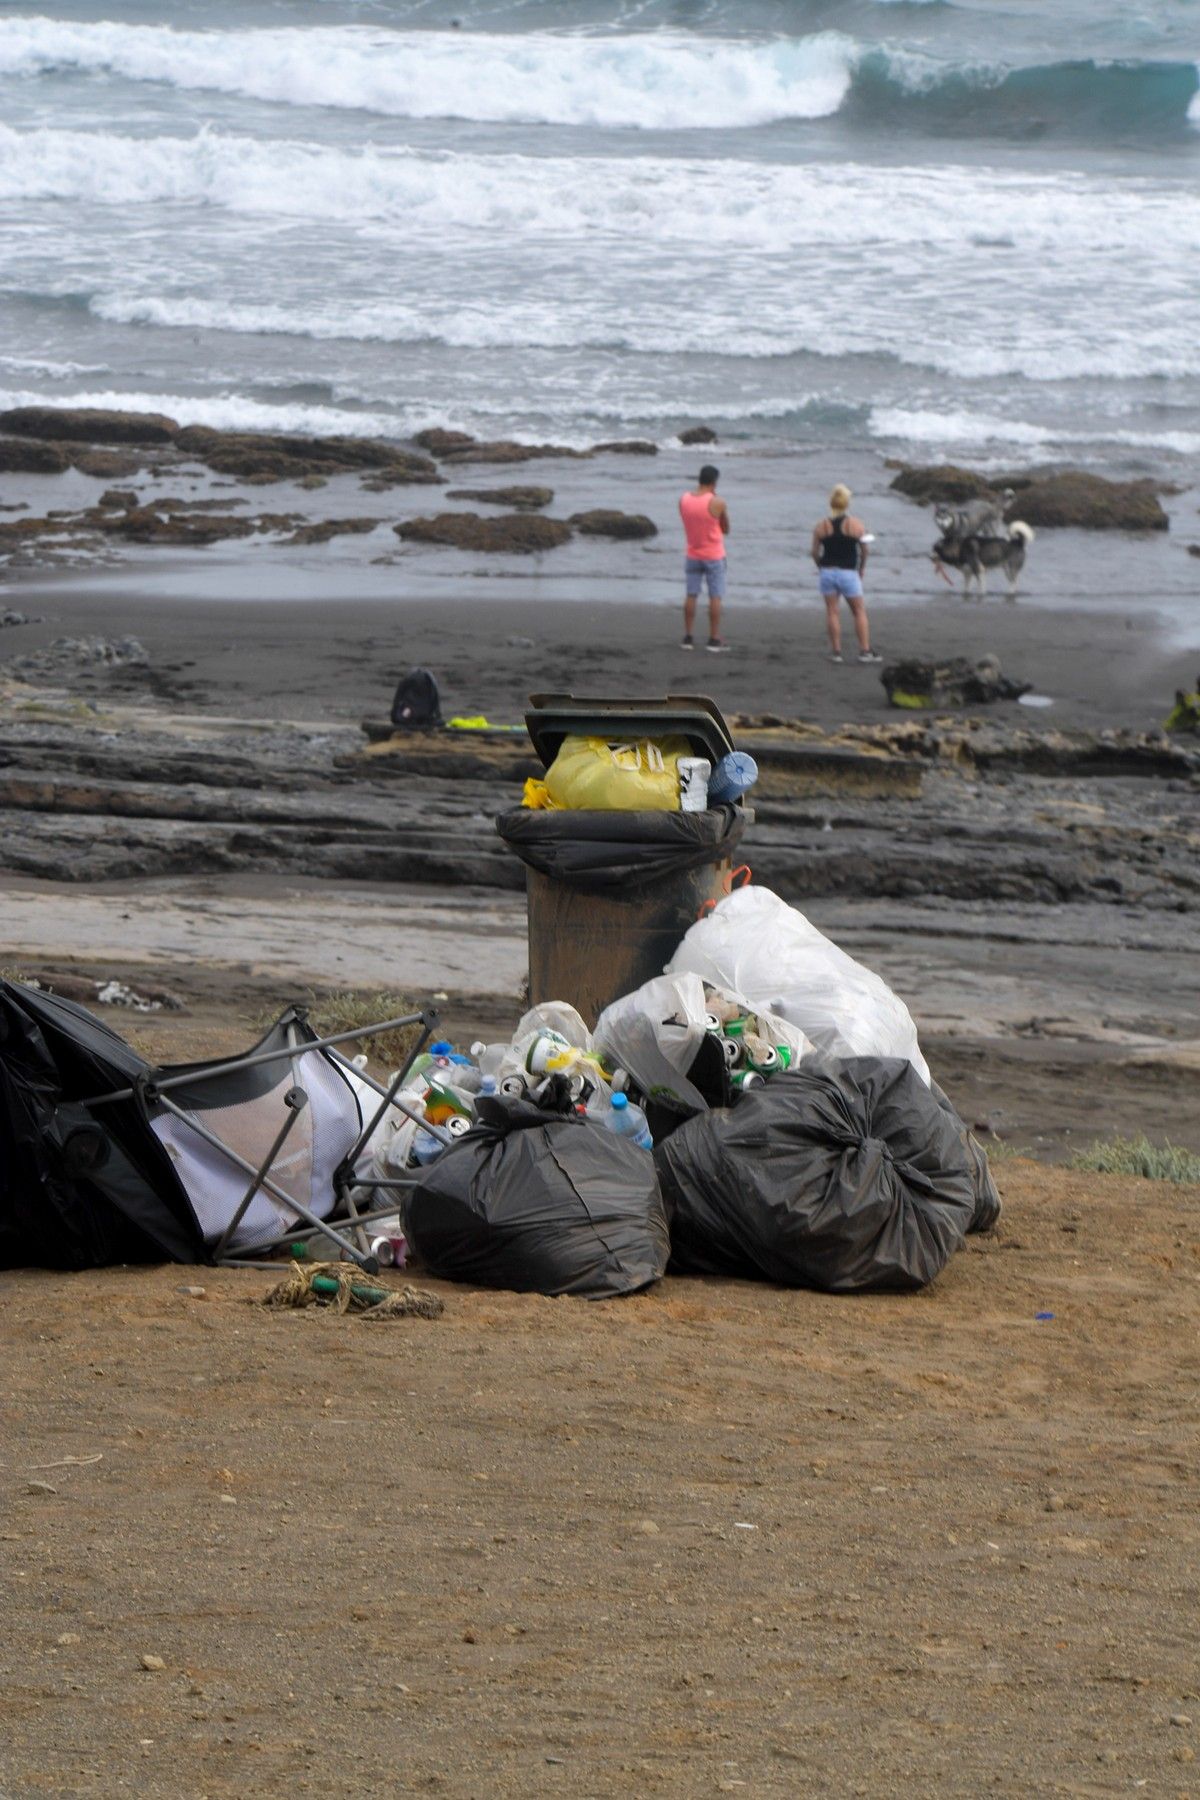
521,777,560,810
543,734,688,811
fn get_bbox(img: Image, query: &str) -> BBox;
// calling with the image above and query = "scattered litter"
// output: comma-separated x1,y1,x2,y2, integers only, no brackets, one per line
1018,693,1055,708
1035,1311,1055,1320
733,1522,757,1531
96,979,165,1013
28,1454,103,1470
264,1260,444,1320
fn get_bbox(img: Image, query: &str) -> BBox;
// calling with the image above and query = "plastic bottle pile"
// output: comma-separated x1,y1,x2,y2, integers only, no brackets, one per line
387,1032,651,1165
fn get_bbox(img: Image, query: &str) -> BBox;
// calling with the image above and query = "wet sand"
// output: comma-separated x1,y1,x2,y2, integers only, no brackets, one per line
1,578,1192,738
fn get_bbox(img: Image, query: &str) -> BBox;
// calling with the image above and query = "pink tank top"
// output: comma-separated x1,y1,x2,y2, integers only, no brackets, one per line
680,490,725,561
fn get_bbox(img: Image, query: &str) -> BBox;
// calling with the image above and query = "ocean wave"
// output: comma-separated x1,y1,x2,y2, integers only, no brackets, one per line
870,407,1200,456
2,15,1194,136
850,47,1200,139
0,18,855,129
61,280,1200,385
3,125,1197,265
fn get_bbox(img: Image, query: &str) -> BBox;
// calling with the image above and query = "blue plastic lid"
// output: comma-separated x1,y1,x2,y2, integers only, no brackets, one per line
611,1092,629,1110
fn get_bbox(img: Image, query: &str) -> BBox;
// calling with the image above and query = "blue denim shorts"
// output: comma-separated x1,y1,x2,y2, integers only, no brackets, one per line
685,556,727,599
819,568,863,600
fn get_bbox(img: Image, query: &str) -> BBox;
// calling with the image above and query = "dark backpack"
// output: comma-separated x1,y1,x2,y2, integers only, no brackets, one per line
390,667,442,731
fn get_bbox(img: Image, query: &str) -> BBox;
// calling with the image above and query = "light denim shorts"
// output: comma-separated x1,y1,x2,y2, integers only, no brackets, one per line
819,568,863,600
685,556,727,599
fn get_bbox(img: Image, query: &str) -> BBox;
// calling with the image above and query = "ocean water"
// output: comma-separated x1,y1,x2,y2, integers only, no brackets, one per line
1,0,1199,481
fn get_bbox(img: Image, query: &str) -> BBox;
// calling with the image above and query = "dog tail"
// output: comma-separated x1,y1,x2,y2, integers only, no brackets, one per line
1009,520,1035,544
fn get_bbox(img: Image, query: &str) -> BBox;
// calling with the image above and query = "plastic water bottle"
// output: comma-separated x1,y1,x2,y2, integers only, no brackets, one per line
707,751,759,805
603,1091,653,1151
411,1127,446,1167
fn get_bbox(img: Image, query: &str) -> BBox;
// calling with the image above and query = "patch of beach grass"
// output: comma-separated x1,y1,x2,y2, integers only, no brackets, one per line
1069,1133,1200,1184
979,1134,1026,1164
304,990,427,1068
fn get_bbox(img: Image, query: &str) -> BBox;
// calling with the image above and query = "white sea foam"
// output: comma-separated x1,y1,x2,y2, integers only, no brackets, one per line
0,17,858,128
3,122,1198,260
870,407,1200,456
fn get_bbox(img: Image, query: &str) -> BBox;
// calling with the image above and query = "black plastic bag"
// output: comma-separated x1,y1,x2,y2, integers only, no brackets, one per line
390,666,442,731
655,1059,983,1293
495,803,744,893
405,1095,669,1298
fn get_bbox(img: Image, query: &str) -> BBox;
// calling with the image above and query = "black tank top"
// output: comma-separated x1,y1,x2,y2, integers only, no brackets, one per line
820,516,860,571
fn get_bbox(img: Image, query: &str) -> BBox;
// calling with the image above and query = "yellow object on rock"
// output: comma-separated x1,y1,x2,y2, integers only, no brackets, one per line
543,734,689,811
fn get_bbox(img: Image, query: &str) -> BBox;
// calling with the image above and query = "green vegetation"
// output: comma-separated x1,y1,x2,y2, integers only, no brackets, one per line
1069,1133,1200,1184
278,990,423,1070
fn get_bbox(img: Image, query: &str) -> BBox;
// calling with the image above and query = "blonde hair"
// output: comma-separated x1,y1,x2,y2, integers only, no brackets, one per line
829,483,852,514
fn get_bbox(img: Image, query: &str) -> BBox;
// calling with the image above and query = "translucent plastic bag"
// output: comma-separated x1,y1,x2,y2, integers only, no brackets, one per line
543,734,690,812
667,885,930,1084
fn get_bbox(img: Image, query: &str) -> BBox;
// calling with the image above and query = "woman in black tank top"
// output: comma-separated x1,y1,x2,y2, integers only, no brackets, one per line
810,485,881,665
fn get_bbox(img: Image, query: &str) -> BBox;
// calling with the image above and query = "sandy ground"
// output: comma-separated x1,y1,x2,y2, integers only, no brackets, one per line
2,1158,1198,1799
2,450,1198,1796
2,575,1193,739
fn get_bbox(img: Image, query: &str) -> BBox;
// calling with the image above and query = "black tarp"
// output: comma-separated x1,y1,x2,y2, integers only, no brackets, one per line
405,1094,670,1297
655,1059,996,1293
0,980,203,1269
495,804,744,892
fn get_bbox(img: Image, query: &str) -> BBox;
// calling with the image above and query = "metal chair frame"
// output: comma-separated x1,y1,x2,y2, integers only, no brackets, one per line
84,1006,452,1273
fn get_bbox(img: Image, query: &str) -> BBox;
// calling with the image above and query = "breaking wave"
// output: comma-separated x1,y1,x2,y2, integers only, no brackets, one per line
870,407,1200,456
3,125,1197,262
1,16,1196,137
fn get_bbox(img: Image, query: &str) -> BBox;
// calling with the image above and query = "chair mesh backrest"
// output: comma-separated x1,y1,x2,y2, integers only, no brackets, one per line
150,1045,362,1252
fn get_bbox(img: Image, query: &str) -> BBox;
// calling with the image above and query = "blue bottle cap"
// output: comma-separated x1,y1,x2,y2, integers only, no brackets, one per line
611,1092,628,1110
430,1040,453,1056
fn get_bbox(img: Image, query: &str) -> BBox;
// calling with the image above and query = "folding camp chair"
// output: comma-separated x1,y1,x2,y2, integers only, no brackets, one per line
83,1003,451,1274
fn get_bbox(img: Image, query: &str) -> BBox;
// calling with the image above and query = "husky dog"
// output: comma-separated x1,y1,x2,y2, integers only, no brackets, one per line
933,502,1034,600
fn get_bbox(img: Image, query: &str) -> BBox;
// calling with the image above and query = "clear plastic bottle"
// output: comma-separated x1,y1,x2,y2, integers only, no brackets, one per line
411,1127,446,1167
602,1091,653,1151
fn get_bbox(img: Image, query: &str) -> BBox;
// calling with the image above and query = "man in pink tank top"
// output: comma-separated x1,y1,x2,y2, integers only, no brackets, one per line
679,464,730,652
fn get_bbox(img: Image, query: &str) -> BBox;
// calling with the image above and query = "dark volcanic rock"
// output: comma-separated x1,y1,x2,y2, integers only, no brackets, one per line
284,517,381,545
173,426,440,484
678,425,718,445
568,509,658,540
0,437,70,474
1009,473,1168,532
882,654,1031,710
890,464,1001,505
593,440,658,456
0,406,179,446
893,462,1171,529
394,512,573,553
98,489,140,510
67,447,145,479
439,439,583,465
413,428,476,455
445,485,554,511
95,506,257,546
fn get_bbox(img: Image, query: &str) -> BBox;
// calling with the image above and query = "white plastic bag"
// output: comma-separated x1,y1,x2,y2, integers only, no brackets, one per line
594,972,716,1114
666,885,930,1084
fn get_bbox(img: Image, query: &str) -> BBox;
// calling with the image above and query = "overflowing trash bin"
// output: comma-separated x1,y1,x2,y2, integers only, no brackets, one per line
495,693,749,1025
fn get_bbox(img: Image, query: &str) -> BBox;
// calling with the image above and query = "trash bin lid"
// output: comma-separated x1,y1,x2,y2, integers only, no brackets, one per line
525,693,737,770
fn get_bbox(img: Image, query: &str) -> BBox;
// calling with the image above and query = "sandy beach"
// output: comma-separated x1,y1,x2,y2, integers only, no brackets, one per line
2,0,1200,1784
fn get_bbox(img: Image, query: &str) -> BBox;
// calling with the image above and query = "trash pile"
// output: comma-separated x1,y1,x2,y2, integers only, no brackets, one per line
356,886,998,1300
0,692,1000,1301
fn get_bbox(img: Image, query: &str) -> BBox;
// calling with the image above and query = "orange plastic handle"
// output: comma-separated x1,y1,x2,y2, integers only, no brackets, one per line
724,864,752,894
